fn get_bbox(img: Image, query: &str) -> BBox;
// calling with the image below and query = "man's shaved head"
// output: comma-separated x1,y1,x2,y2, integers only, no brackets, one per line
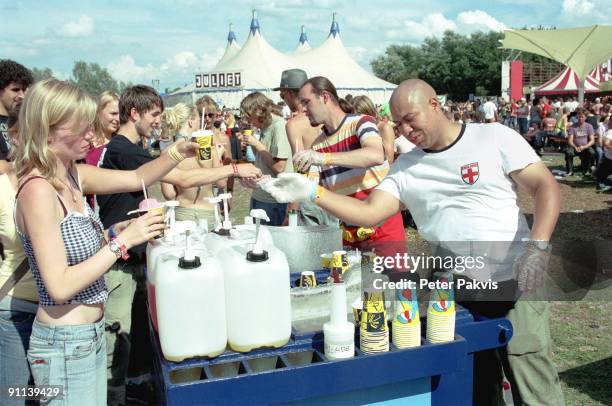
389,79,457,151
390,79,437,110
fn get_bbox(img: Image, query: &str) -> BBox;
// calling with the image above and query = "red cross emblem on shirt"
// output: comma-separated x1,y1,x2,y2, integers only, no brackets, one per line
461,162,479,185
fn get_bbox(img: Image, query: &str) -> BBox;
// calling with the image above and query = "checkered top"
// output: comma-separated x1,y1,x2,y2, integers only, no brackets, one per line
18,200,108,306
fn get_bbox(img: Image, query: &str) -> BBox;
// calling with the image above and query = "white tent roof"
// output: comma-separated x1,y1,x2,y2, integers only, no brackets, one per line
293,25,311,54
216,24,241,67
534,66,601,95
167,12,395,107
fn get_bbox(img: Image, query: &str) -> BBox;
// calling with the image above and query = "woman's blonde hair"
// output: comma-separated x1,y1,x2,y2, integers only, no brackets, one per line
225,112,236,128
351,95,377,118
93,91,119,145
14,78,96,190
161,103,198,138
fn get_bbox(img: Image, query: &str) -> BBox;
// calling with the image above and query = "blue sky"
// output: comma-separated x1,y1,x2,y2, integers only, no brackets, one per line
1,0,609,91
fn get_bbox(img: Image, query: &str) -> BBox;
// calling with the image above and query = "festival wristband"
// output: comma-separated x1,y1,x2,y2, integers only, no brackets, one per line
308,184,325,202
167,145,185,163
323,153,333,166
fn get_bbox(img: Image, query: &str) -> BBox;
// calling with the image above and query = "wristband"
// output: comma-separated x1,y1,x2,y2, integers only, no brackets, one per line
323,153,333,166
108,225,117,241
167,145,185,163
308,184,326,202
231,163,239,176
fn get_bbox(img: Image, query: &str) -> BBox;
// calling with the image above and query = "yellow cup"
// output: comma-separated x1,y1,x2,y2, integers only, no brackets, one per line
299,271,317,288
139,206,166,239
320,253,332,270
193,130,213,161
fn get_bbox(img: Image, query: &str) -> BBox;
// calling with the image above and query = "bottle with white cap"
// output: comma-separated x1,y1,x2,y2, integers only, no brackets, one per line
324,280,355,360
156,227,226,361
220,209,291,352
204,194,274,257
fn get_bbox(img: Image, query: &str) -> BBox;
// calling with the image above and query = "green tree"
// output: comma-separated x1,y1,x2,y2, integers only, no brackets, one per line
371,30,508,99
70,60,130,97
31,67,55,82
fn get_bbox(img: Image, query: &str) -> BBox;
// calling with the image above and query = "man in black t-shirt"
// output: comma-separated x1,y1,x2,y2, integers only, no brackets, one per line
0,59,33,173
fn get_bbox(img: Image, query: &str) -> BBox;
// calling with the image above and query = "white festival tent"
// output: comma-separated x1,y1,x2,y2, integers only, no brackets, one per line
165,12,396,108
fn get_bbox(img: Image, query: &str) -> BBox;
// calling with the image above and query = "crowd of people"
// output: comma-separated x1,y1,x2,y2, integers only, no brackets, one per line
0,55,609,406
439,95,612,192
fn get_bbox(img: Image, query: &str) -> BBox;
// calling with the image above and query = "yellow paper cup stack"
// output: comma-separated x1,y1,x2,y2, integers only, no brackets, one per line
392,288,421,349
426,272,456,343
360,289,389,354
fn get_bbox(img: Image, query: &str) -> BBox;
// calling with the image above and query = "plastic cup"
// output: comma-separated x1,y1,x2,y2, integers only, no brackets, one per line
320,253,332,270
193,129,214,161
139,206,166,239
299,271,317,288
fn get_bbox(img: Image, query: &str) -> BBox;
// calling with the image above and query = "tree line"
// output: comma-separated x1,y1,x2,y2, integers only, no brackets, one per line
32,61,131,97
371,30,555,100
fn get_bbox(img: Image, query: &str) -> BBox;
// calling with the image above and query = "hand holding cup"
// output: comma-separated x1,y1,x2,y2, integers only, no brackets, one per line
117,211,166,248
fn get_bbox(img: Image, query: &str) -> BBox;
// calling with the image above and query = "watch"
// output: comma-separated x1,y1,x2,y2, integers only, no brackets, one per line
525,239,551,252
108,239,122,259
108,237,130,260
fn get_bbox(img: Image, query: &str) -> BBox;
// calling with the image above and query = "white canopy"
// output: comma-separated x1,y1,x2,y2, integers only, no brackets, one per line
165,12,396,108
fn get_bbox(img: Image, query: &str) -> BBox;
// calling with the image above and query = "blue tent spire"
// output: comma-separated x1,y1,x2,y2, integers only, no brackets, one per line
227,23,237,43
329,12,340,38
250,9,260,35
299,25,308,44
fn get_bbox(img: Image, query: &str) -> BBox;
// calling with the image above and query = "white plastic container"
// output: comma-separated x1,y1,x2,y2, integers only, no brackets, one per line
156,234,226,361
324,282,355,360
220,210,291,353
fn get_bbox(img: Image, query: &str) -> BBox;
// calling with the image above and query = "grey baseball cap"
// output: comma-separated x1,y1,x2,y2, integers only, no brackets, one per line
273,69,308,91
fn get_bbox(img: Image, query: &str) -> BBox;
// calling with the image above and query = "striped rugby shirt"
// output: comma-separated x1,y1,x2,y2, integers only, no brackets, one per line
312,114,389,200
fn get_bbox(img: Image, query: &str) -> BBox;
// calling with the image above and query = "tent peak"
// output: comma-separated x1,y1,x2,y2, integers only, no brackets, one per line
227,23,237,43
250,9,260,35
299,25,308,44
329,12,340,38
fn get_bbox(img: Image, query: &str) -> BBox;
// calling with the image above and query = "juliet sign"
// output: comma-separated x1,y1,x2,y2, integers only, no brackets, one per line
195,72,242,89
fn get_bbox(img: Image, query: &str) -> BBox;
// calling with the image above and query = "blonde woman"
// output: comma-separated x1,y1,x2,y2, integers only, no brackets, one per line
85,91,119,167
160,103,261,226
13,79,196,404
351,95,396,164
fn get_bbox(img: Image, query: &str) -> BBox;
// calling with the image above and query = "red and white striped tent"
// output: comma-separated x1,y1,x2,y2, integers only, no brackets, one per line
588,65,606,82
534,66,601,95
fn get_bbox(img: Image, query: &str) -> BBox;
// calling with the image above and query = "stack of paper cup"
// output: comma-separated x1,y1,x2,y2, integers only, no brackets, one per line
360,289,389,354
392,288,421,348
426,272,456,343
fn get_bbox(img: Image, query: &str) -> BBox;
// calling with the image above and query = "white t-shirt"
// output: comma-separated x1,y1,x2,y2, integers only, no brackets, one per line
482,101,497,120
377,123,540,281
394,136,415,154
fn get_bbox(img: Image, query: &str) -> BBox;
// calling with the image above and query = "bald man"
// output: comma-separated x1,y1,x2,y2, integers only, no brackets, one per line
264,79,564,406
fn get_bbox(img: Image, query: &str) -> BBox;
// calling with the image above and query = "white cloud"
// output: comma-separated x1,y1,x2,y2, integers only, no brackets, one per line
457,10,507,32
562,0,594,15
107,48,224,85
59,15,93,37
404,13,457,40
107,55,157,83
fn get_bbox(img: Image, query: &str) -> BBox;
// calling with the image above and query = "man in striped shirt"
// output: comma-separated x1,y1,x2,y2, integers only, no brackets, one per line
293,76,406,257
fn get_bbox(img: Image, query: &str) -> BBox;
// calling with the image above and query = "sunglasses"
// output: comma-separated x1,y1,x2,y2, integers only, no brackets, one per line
204,113,215,118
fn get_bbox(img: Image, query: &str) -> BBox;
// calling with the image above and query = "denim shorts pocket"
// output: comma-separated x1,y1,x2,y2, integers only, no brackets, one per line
65,339,95,360
27,353,51,386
